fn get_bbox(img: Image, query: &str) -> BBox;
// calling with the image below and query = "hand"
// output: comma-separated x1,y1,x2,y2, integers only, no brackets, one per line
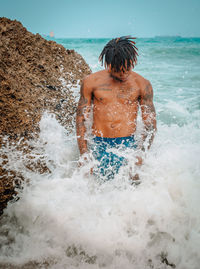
135,156,143,166
90,167,93,175
130,173,140,181
78,153,90,167
78,154,93,176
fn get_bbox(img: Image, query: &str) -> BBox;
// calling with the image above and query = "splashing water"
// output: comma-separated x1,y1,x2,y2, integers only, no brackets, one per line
1,112,200,269
0,37,200,269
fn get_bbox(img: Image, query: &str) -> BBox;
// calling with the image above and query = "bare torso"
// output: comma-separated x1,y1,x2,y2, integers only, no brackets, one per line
91,70,141,137
76,68,156,155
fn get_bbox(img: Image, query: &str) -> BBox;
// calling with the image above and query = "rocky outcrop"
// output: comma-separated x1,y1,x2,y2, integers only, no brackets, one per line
0,17,91,215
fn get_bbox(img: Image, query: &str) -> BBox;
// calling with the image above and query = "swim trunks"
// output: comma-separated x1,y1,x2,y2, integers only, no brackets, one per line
91,136,137,180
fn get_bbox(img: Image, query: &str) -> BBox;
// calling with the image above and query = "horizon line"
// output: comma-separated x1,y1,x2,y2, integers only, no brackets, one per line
43,35,200,39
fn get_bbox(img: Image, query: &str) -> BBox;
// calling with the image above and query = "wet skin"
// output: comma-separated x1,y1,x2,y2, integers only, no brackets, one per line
76,68,157,169
92,72,139,137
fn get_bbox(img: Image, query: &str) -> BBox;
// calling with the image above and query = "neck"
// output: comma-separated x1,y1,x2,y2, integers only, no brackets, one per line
110,73,128,82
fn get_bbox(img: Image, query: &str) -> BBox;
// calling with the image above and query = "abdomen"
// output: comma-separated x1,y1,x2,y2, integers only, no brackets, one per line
92,102,138,137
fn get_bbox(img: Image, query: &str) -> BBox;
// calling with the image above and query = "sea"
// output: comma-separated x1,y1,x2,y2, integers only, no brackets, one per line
0,37,200,269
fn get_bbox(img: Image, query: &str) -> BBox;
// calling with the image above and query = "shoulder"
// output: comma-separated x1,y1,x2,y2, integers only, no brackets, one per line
131,71,150,87
81,70,105,87
131,72,153,96
83,70,106,83
82,70,108,89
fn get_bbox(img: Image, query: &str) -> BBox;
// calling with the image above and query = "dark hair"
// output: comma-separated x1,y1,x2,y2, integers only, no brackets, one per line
99,36,138,73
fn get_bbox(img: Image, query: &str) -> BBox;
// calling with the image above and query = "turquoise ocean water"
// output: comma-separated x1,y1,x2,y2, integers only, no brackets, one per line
58,37,200,126
0,37,200,269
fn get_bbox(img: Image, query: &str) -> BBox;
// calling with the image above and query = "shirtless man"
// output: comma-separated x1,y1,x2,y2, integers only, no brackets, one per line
76,36,156,180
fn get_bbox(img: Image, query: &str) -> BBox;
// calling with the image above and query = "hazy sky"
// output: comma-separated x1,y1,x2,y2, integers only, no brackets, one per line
0,0,200,38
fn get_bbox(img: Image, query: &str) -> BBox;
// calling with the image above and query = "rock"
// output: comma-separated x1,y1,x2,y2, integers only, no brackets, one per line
0,17,91,215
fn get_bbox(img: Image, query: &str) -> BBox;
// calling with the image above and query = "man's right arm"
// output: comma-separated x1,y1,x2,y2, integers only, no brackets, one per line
76,78,93,155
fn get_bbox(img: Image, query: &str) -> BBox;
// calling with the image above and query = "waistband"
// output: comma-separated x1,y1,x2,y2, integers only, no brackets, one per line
93,135,135,146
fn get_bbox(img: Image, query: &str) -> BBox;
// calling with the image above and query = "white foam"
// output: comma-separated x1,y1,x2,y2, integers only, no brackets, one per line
0,112,200,269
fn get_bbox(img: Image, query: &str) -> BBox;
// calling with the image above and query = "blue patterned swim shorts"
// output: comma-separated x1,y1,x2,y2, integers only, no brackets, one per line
91,136,137,180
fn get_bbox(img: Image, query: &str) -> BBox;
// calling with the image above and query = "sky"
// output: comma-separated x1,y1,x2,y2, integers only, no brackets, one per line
0,0,200,38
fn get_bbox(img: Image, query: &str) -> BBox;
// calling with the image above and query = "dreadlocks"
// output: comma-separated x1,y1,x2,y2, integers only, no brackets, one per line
99,36,138,73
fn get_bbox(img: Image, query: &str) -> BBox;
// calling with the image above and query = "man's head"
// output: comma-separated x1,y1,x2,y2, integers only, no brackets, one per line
99,36,138,77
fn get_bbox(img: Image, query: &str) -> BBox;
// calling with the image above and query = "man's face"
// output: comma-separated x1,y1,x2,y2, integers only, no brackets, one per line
109,67,131,82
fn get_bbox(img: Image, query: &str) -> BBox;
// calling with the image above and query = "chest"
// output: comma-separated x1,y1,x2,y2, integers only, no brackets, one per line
93,84,140,105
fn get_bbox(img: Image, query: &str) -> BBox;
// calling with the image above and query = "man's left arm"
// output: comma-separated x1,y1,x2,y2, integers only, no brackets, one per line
139,80,157,151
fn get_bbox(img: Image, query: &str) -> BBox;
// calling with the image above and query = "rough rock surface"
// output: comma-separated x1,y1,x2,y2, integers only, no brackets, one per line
0,17,91,215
